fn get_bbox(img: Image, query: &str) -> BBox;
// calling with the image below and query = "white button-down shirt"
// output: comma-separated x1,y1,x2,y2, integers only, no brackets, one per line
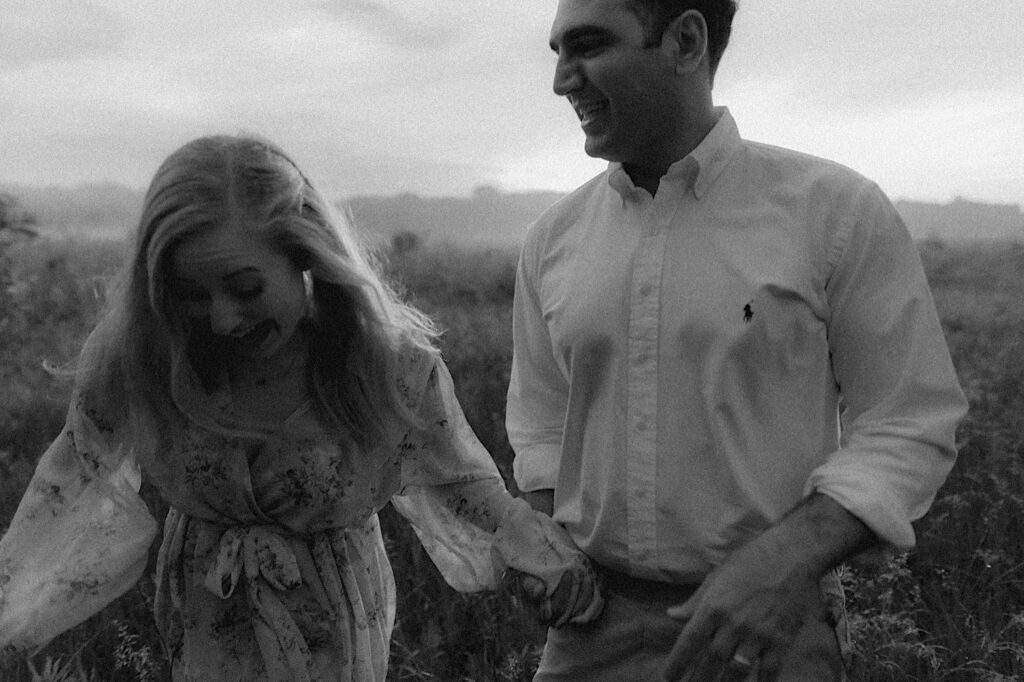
507,109,967,583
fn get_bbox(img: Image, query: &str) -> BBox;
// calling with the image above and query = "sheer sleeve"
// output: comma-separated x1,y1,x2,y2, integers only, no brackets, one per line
0,393,158,653
389,351,505,593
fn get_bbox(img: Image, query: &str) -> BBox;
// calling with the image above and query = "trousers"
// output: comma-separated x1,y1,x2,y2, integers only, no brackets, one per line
533,566,847,681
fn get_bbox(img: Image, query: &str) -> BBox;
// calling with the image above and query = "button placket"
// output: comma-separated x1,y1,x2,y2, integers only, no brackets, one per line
625,208,667,568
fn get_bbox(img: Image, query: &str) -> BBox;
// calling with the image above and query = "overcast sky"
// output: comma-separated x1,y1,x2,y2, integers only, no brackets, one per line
2,0,1022,204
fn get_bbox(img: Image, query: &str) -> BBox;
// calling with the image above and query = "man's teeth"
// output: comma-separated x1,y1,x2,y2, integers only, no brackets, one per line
577,102,607,122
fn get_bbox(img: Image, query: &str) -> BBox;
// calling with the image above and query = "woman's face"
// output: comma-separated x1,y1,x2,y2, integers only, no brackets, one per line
170,222,307,363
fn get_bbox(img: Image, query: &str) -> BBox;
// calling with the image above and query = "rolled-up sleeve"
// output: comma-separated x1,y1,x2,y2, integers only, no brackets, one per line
804,183,968,549
506,231,569,493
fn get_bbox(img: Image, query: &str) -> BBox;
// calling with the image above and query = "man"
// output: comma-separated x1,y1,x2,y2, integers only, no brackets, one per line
505,1,968,680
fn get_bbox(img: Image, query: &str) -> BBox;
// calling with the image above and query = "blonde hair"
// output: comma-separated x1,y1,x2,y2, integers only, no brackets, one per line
77,135,438,471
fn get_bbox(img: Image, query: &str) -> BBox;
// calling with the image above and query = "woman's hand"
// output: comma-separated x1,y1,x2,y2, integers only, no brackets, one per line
491,497,604,627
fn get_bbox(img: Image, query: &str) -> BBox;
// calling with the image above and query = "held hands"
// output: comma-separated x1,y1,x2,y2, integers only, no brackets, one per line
491,497,604,628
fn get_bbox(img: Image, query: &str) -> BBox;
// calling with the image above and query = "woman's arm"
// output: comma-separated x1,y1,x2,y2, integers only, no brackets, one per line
390,354,602,625
425,476,601,627
0,400,157,653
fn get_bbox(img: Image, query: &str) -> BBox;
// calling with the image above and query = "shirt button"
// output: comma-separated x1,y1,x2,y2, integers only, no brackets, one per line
639,284,653,297
635,421,648,432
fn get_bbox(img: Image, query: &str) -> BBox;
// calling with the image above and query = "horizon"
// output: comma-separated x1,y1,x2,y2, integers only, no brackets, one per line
4,179,1024,209
6,182,1022,248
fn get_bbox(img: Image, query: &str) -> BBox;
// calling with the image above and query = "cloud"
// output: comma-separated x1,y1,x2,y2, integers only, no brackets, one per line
312,0,461,50
0,0,125,65
725,1,1022,116
0,0,1021,203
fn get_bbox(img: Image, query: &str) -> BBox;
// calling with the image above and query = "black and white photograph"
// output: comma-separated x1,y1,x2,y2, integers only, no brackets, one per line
1,2,1022,680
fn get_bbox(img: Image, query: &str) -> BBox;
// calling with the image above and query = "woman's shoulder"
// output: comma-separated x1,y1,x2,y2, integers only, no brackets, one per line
66,385,130,458
393,340,441,410
71,324,132,435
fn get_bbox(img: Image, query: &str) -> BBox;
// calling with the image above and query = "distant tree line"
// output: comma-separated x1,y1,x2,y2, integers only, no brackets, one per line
0,192,37,241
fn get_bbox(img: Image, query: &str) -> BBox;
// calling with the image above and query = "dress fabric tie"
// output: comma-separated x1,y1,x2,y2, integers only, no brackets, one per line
156,507,392,681
203,524,311,681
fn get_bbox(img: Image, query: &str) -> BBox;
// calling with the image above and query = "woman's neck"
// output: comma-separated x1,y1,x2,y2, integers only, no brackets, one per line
223,327,314,430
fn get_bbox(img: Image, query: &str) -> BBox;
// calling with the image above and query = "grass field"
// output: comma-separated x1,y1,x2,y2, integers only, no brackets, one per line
0,232,1022,681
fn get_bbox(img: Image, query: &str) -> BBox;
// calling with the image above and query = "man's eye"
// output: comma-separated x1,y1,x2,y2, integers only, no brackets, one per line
572,39,606,56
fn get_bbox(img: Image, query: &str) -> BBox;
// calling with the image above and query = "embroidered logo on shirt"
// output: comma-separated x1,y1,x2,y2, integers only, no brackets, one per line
743,302,754,323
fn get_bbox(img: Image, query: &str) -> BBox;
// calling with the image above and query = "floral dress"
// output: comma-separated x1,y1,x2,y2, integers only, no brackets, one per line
0,350,504,681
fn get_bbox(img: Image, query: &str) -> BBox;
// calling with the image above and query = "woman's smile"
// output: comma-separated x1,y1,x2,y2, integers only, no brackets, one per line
229,319,277,355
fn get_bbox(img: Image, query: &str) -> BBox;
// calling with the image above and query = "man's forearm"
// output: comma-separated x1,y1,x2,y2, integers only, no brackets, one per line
756,492,877,578
520,490,872,572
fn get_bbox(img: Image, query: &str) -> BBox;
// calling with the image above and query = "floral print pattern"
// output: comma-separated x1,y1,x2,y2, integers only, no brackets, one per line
0,347,504,681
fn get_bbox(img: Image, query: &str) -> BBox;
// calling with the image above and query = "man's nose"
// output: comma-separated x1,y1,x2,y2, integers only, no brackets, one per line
553,53,582,96
208,295,243,336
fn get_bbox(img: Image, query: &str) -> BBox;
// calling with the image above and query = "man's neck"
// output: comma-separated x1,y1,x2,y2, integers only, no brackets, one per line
622,163,666,196
623,105,720,196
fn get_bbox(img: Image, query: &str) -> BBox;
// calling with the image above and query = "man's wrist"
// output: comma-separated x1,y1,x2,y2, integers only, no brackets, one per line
755,493,877,579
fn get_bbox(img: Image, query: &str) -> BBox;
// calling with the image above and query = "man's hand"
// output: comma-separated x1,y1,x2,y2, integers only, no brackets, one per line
662,494,874,681
492,496,605,627
502,567,603,627
507,488,604,626
661,534,821,680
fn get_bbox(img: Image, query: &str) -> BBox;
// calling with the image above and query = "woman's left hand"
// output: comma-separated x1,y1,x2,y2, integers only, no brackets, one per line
491,497,605,627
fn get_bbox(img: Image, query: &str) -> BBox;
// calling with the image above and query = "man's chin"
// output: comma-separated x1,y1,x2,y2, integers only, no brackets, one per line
583,137,618,163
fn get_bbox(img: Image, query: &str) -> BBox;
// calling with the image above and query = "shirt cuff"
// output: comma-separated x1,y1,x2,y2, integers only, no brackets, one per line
512,443,562,493
803,473,918,551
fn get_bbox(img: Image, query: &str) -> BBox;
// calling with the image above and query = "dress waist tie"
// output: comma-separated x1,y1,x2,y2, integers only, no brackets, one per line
203,524,311,682
156,509,374,681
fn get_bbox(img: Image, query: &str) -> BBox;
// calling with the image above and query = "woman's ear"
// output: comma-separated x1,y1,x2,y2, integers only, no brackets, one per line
665,9,709,76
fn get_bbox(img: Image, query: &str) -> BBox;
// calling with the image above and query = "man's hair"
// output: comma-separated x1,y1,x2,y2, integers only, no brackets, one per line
630,0,737,76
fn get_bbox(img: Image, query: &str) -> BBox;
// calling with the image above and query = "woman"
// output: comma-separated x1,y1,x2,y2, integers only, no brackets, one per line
0,135,602,680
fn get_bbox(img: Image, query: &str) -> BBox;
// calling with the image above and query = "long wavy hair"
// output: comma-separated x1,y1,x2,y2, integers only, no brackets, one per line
76,135,439,471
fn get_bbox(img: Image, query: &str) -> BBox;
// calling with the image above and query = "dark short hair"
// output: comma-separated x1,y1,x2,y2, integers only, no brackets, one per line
630,0,737,76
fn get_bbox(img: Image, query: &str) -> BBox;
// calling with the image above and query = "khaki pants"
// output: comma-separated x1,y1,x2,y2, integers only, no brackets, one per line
533,569,847,682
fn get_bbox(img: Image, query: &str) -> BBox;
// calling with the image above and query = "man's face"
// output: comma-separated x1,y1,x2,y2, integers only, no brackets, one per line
549,0,679,170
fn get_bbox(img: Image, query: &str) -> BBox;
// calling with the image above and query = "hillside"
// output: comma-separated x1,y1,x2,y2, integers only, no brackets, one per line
1,183,144,239
2,182,1021,245
344,186,562,247
894,197,1024,242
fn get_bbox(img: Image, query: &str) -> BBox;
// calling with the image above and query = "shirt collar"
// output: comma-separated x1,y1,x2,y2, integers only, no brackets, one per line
607,107,742,200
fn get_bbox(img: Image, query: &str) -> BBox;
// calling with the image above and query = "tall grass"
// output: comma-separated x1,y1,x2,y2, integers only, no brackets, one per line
0,233,1022,680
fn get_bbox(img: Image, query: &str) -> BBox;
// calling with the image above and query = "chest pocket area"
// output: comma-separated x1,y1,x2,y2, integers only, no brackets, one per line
729,283,827,374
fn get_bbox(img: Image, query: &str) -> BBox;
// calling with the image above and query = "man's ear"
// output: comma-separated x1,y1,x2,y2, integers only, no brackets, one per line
664,9,709,76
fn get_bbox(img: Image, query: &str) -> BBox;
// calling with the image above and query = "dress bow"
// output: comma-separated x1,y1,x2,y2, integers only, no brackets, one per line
203,525,303,599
